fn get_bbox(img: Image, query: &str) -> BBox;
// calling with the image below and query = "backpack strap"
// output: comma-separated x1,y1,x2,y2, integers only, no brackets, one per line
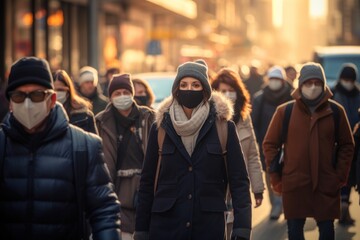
282,102,294,143
70,127,89,240
154,126,165,195
0,129,6,182
215,119,228,155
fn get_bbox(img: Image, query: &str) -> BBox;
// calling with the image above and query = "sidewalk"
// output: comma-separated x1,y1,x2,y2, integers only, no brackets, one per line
251,182,360,240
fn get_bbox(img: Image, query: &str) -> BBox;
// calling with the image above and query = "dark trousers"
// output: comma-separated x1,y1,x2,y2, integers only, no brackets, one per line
287,218,334,240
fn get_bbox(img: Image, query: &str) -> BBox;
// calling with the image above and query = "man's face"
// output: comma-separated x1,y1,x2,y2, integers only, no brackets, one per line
9,84,56,112
79,81,96,97
8,83,56,132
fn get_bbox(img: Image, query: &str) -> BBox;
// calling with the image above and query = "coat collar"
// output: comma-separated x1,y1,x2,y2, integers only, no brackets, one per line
155,91,233,128
157,92,233,163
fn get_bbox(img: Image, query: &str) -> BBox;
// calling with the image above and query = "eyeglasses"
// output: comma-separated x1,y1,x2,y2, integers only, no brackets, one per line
9,90,54,103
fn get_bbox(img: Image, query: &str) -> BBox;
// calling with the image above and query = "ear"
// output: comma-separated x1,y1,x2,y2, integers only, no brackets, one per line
50,92,57,108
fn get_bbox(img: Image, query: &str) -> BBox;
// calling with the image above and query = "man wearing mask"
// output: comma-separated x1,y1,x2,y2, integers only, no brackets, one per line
251,65,292,220
0,57,121,239
95,74,154,240
78,66,108,115
331,63,360,225
263,62,354,240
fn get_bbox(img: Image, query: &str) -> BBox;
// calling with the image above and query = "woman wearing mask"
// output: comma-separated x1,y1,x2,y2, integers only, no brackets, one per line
133,78,155,108
53,70,98,134
211,68,265,204
251,65,292,220
134,60,251,240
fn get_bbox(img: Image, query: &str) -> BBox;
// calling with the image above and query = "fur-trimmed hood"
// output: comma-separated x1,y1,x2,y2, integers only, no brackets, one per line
155,91,233,128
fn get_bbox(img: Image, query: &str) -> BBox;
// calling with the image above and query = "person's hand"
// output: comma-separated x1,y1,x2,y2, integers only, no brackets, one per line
269,173,282,195
254,193,263,208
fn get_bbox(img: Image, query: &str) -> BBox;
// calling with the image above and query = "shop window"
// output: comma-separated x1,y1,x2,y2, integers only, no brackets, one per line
13,0,32,59
48,0,63,70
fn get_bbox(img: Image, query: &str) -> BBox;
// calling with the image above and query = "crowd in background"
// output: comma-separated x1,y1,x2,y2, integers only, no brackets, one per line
0,56,359,240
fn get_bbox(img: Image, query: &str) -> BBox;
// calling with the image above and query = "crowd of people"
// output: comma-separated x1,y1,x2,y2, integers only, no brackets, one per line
0,56,359,240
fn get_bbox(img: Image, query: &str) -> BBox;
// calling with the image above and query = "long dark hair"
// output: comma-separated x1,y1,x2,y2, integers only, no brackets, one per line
211,68,251,123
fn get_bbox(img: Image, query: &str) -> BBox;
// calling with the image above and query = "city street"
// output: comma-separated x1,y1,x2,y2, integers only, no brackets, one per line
251,182,360,240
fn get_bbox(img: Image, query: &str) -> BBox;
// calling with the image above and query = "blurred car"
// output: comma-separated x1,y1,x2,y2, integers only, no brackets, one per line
313,46,360,88
132,72,176,108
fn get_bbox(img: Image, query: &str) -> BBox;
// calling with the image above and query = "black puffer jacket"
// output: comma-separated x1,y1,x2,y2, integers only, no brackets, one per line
0,104,121,240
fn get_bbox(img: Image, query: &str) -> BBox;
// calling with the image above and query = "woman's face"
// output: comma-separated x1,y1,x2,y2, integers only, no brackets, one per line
54,80,69,92
218,82,235,93
179,77,203,91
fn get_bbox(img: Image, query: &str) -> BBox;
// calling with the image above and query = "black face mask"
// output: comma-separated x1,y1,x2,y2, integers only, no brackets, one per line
178,90,204,109
134,96,149,106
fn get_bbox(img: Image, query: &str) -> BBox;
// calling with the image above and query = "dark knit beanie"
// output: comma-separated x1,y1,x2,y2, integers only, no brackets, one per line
108,73,134,97
6,57,54,99
298,62,326,89
172,59,211,98
339,63,357,81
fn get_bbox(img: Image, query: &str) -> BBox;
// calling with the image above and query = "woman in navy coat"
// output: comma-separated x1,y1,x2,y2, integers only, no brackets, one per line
134,60,251,240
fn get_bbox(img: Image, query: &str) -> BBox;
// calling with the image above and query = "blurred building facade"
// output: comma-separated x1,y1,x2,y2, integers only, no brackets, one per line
1,0,360,85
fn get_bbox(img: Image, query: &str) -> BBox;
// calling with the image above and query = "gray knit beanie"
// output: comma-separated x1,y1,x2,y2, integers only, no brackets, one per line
172,59,211,98
298,62,326,89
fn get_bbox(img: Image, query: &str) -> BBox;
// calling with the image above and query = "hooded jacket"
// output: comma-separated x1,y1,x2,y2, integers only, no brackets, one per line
135,92,251,240
0,104,121,239
263,87,354,220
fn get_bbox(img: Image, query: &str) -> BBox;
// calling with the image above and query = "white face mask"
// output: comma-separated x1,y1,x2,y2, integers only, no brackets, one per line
56,91,68,104
12,97,51,130
223,91,237,102
301,85,323,100
340,80,355,91
268,79,283,91
112,95,133,110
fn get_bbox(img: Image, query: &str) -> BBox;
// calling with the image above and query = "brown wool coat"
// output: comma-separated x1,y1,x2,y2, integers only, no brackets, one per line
263,87,354,221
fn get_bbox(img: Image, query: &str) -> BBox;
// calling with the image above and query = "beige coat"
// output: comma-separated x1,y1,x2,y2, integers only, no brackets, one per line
236,115,265,195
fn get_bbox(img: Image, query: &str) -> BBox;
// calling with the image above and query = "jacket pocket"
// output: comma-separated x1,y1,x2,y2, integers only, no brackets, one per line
207,143,223,155
151,197,177,213
200,197,227,212
115,173,141,209
161,144,175,155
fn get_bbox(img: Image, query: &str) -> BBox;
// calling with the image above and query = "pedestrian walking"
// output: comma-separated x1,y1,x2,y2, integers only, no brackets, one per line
211,67,265,204
77,66,108,115
96,73,155,240
53,69,98,134
331,63,360,225
251,65,292,220
263,62,354,240
0,57,121,240
134,60,251,240
211,67,265,240
101,67,120,97
244,62,264,100
133,78,155,107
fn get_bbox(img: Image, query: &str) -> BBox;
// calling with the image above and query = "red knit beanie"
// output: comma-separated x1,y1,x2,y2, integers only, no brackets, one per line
108,73,134,97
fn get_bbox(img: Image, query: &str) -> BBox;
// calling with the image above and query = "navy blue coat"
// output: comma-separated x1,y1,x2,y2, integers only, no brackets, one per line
0,104,121,240
135,94,251,240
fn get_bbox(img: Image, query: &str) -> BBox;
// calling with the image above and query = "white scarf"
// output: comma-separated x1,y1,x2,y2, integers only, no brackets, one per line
169,100,210,156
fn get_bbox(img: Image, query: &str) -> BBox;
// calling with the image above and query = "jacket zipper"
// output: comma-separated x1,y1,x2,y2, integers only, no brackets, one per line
26,151,35,237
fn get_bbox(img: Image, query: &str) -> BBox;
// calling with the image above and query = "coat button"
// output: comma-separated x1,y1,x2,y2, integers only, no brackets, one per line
186,222,191,227
188,194,192,200
188,166,193,172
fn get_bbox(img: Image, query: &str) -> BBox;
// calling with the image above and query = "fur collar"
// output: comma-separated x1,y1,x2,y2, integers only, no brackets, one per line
155,91,233,128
